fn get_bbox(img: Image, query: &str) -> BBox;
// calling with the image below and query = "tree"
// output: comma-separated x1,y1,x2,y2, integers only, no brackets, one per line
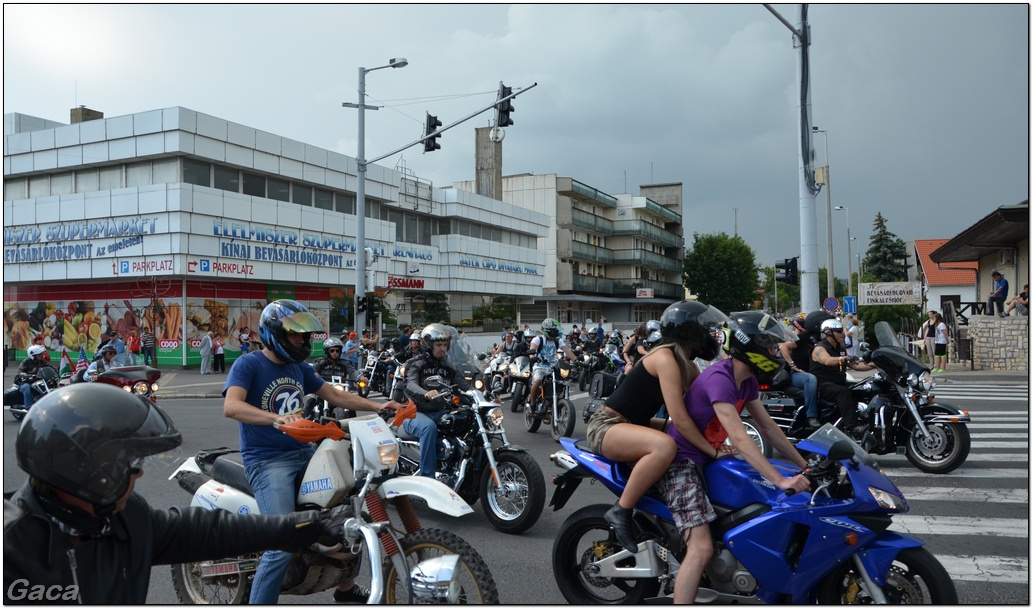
862,212,909,281
683,232,758,314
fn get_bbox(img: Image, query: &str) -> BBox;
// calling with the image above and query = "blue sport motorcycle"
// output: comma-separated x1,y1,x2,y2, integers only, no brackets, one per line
549,425,956,604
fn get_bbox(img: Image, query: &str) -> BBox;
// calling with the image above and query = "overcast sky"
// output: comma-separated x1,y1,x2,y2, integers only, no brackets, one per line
4,4,1028,279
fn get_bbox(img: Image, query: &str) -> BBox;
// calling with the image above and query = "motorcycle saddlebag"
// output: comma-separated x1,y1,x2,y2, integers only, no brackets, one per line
4,387,24,407
589,372,619,400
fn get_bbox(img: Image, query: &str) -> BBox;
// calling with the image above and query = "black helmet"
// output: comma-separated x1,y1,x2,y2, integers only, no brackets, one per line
16,383,181,514
98,344,117,356
421,323,452,352
645,319,661,335
659,300,729,361
541,318,561,340
727,311,795,384
260,299,322,363
379,338,391,350
803,310,833,334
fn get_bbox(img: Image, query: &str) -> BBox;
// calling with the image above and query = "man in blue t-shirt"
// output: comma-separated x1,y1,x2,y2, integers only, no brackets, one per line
223,300,396,604
987,270,1009,316
657,312,808,604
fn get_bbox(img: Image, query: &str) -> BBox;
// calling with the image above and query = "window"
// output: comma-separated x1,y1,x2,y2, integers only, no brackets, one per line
126,162,150,188
291,183,312,206
50,172,74,195
4,178,27,200
183,159,210,186
419,216,432,245
242,172,265,197
214,166,240,193
388,210,404,241
267,177,289,202
314,188,333,210
405,215,418,243
29,176,50,198
152,159,178,184
75,170,98,193
337,193,355,214
99,166,122,189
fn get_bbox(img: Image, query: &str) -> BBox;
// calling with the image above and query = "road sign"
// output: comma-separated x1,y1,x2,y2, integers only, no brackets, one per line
823,297,840,312
843,296,857,314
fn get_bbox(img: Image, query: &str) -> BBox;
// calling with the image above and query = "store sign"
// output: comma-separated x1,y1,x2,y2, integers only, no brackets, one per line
388,276,425,289
158,339,181,351
636,288,654,298
858,282,922,306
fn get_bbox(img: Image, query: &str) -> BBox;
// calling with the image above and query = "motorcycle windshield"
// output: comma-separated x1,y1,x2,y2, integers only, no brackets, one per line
870,321,929,378
801,424,880,469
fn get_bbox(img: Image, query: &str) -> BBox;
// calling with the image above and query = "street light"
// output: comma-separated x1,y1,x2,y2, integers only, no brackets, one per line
344,58,407,333
813,126,834,300
835,205,851,299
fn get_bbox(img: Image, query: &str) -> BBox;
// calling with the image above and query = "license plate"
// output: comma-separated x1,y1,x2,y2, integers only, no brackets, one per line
200,559,257,578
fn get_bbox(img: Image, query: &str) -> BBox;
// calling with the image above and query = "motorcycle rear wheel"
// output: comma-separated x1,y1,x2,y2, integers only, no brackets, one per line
480,451,546,534
10,409,25,421
552,504,661,604
383,528,500,604
170,555,256,604
905,421,970,474
551,398,576,442
815,547,957,604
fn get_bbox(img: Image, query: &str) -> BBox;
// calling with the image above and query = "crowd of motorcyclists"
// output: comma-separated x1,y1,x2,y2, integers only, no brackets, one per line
6,296,914,604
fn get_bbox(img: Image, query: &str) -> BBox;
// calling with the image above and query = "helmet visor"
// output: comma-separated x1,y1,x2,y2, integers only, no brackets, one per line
278,310,323,334
752,314,796,348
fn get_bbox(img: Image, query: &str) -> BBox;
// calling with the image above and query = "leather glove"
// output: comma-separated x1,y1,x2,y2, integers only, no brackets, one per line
289,505,354,547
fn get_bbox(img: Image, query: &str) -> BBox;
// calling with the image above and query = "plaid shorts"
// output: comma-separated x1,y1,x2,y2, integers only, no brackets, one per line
655,459,716,532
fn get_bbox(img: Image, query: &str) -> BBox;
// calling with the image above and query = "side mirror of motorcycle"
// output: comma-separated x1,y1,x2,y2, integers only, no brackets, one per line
857,342,872,362
425,375,444,389
827,440,855,461
478,353,487,361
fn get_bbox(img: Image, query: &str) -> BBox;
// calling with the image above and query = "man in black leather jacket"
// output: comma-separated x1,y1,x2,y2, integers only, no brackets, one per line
4,384,350,604
401,324,470,479
311,337,364,383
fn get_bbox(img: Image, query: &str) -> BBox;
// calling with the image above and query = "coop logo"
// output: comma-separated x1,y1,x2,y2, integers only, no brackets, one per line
190,339,202,349
159,340,181,349
312,332,327,341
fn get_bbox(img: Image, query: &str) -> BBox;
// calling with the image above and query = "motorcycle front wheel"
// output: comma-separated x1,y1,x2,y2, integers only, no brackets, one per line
510,383,525,413
815,547,957,604
552,504,661,604
383,528,500,604
905,421,971,474
524,398,542,433
480,451,546,534
170,555,257,604
551,398,576,442
357,380,371,398
578,369,590,392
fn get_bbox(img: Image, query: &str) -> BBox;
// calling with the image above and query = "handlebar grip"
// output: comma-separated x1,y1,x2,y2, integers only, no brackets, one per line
784,488,796,496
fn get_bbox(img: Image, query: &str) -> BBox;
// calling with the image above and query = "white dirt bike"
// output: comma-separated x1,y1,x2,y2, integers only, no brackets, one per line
168,412,500,604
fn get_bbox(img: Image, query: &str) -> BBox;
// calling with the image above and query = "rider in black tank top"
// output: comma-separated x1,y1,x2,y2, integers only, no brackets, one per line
605,364,665,426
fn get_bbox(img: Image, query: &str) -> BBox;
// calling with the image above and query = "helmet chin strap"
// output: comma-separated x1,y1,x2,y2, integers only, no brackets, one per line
35,490,114,538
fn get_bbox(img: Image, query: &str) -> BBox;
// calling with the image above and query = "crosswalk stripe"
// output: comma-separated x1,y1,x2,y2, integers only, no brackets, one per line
970,433,1029,439
897,487,1027,503
892,515,1028,538
937,555,1029,584
935,395,1028,402
968,418,1027,424
961,411,1029,416
970,441,1028,449
883,467,1028,478
879,452,1027,463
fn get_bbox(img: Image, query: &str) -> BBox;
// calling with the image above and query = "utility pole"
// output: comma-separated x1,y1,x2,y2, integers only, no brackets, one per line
765,4,820,314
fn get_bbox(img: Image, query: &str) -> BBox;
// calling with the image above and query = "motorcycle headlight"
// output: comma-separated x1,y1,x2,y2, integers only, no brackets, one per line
475,379,485,390
151,383,159,393
908,372,933,393
396,365,406,378
487,407,504,429
127,381,150,395
378,442,400,466
582,354,590,362
559,367,570,379
868,486,908,511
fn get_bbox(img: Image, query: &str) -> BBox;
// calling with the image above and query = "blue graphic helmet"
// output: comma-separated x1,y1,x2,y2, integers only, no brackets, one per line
259,299,322,363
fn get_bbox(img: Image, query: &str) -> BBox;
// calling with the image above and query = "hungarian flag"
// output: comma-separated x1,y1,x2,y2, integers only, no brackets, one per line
59,347,73,376
76,345,88,372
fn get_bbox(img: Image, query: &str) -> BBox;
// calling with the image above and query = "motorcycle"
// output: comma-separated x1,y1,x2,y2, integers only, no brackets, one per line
92,365,162,402
507,354,532,413
759,321,971,474
303,370,365,420
359,348,395,398
394,376,546,534
168,411,500,604
4,365,59,420
524,359,576,442
481,351,512,396
576,349,608,392
549,424,957,604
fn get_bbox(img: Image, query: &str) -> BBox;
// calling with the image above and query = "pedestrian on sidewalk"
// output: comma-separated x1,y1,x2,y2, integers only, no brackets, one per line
932,312,949,373
213,332,226,373
199,331,214,374
141,327,156,367
127,329,142,366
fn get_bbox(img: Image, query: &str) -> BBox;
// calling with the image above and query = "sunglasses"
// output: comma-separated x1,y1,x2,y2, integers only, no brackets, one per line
831,328,845,334
327,348,342,353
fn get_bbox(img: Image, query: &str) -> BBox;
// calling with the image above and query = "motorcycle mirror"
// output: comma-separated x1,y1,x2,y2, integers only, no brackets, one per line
827,440,855,461
425,375,444,388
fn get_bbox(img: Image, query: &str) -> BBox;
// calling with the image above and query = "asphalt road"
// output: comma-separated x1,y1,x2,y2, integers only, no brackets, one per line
3,382,1028,604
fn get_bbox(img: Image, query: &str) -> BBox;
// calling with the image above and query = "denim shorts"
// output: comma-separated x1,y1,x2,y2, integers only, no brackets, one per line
655,459,716,532
585,407,629,455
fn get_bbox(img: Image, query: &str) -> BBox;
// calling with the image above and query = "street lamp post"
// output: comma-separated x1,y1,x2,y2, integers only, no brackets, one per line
344,58,407,333
835,205,851,299
813,126,834,301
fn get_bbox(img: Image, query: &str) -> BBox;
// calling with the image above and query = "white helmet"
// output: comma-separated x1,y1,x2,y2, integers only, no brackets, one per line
410,332,421,342
820,319,844,335
27,345,47,358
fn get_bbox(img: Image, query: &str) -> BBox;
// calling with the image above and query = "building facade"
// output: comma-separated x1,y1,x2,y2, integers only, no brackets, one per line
3,107,549,366
453,174,684,327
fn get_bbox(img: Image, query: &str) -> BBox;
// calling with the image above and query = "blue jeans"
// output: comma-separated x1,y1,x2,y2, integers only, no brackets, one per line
19,383,32,407
402,410,447,478
791,371,819,419
244,447,315,604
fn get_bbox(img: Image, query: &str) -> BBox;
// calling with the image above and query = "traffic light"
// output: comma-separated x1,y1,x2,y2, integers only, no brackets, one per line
786,256,799,286
775,259,790,283
423,113,442,152
496,84,514,127
369,296,378,315
356,296,367,313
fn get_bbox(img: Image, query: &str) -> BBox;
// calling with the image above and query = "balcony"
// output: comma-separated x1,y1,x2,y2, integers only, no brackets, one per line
557,177,617,208
644,198,681,223
611,249,683,272
556,265,616,294
557,199,613,234
612,220,683,248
